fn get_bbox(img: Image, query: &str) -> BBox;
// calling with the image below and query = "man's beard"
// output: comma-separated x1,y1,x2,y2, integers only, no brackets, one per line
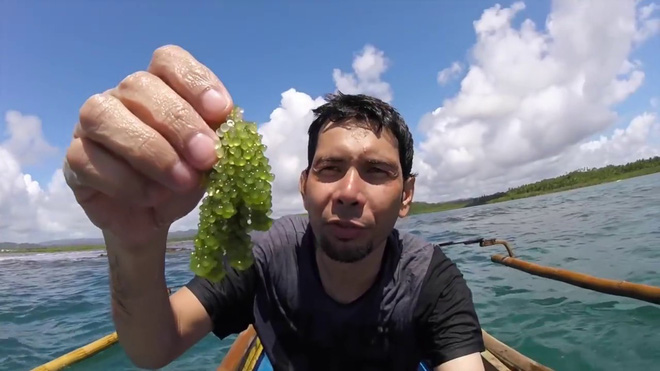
316,234,375,263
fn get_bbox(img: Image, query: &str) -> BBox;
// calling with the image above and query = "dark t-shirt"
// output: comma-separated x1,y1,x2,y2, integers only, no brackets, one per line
186,214,484,370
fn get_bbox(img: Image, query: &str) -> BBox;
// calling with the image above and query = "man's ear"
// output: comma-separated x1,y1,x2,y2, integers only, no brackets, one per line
299,169,309,211
399,176,415,218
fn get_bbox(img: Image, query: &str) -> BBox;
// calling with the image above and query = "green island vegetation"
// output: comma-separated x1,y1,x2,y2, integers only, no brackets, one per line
2,156,658,254
0,236,194,255
0,244,105,254
408,156,660,215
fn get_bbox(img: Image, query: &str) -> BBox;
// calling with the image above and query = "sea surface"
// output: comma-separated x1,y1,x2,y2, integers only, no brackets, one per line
2,173,659,371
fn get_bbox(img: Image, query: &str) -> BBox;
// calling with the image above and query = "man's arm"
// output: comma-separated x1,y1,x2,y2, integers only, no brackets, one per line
415,248,486,371
434,353,484,371
64,43,247,369
106,232,213,369
184,259,258,340
107,230,257,369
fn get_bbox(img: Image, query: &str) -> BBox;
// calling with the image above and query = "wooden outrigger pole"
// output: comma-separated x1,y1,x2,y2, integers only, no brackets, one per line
479,238,660,305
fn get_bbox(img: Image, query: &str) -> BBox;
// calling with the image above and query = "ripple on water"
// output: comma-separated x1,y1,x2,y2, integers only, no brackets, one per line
529,296,568,306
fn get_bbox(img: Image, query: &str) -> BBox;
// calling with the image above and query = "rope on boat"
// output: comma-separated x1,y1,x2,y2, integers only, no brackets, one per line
436,237,660,305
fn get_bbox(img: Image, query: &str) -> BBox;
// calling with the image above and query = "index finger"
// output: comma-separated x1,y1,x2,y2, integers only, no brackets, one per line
148,45,234,130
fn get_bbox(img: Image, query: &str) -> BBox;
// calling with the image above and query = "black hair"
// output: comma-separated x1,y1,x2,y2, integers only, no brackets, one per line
306,91,416,180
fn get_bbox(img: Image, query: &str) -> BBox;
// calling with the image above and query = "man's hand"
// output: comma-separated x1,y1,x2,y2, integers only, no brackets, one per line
62,45,234,368
64,44,233,248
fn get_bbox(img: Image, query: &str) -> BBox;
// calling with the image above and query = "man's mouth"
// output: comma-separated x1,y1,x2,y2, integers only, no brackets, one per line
326,220,366,240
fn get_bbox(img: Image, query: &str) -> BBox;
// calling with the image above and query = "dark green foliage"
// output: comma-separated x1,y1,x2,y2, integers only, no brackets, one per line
494,156,660,202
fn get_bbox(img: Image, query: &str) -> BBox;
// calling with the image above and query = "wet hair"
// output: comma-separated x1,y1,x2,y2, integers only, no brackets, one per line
306,92,416,180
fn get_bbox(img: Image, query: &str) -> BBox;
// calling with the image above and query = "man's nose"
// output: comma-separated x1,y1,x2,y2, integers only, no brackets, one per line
334,168,366,206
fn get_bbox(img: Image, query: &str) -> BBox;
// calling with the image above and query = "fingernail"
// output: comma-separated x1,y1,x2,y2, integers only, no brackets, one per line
171,160,197,191
187,132,217,168
201,88,229,117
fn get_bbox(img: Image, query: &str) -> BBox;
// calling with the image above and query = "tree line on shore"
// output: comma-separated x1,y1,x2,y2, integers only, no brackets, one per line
409,156,660,215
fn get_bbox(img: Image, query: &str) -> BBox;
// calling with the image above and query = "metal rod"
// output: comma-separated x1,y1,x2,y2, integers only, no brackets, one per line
480,238,515,257
434,237,485,248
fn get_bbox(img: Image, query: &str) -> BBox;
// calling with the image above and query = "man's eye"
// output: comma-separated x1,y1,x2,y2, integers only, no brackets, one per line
369,167,388,174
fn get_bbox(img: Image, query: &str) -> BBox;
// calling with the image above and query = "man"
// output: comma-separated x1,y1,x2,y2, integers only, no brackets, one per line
64,45,485,370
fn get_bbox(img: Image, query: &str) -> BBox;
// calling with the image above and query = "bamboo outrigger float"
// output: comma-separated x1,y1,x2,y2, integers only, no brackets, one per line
480,239,660,305
31,238,660,371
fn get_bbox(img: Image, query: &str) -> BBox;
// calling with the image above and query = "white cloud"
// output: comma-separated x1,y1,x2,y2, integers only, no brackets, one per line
35,169,99,238
651,96,660,109
0,145,99,243
2,110,58,166
575,113,659,167
332,44,393,103
258,89,327,216
634,2,660,44
0,112,101,243
437,62,464,85
413,0,660,202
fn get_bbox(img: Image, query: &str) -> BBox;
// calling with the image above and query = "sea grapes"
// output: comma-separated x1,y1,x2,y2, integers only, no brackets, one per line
190,107,274,282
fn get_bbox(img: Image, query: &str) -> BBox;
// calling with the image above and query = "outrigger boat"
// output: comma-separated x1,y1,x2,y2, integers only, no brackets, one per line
31,238,660,371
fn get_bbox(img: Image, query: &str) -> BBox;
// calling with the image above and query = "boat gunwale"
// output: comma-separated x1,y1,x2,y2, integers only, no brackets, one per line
216,325,552,371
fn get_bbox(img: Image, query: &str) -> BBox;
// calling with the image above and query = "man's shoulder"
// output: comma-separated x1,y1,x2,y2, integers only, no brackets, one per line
250,213,310,261
390,228,467,305
390,228,437,273
392,228,456,274
394,228,434,252
407,233,474,322
252,213,309,239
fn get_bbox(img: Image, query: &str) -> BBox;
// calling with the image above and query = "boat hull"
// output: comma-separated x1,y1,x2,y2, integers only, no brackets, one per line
216,326,549,371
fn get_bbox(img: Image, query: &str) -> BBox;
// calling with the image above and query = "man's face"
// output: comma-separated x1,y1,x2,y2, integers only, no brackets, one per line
299,120,415,263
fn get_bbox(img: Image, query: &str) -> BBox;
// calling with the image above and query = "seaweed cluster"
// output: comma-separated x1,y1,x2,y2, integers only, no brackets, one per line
190,107,274,282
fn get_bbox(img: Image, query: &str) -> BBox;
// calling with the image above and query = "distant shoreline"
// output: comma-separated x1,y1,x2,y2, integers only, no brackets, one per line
408,156,660,215
2,156,658,255
0,243,191,256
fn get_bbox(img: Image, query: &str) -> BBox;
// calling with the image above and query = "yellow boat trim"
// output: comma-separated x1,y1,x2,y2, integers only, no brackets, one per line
31,332,118,371
31,287,176,371
242,337,263,371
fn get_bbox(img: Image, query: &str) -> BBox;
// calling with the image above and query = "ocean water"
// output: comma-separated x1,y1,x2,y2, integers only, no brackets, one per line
2,173,659,371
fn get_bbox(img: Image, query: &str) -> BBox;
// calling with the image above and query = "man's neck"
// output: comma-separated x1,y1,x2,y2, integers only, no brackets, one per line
315,241,387,305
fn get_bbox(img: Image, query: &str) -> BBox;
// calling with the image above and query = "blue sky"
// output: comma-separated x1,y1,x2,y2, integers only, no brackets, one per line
1,0,659,243
1,0,561,184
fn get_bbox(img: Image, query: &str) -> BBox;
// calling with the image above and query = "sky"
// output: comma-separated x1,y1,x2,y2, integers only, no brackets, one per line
1,0,659,243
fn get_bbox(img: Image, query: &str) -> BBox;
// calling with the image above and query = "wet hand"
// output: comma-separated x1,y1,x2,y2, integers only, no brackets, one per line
64,45,234,246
